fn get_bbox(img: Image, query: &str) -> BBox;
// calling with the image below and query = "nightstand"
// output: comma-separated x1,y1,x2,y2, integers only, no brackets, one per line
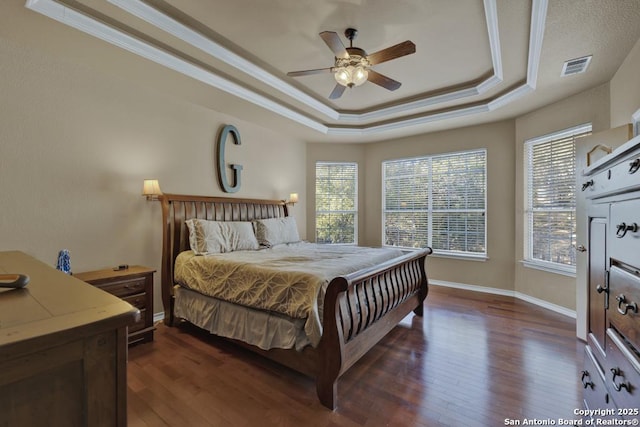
75,265,155,345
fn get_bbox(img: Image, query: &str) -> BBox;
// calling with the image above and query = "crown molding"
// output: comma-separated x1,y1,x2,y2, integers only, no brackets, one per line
107,0,504,122
327,105,492,136
527,0,548,88
25,0,329,133
106,0,340,121
25,0,547,137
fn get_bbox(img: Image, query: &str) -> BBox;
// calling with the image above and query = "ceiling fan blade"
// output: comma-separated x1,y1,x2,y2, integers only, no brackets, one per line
287,67,333,77
319,31,349,59
367,70,402,91
329,84,346,99
367,40,416,65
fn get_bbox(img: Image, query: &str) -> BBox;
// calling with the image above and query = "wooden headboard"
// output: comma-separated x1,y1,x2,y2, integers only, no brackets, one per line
159,193,289,324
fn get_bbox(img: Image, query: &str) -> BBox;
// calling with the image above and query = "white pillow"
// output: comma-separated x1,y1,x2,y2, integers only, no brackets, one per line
185,219,259,254
253,217,300,247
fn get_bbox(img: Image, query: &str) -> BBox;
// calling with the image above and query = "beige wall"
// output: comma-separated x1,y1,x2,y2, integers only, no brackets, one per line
513,83,610,310
611,36,640,128
308,120,517,292
3,0,639,318
0,26,306,316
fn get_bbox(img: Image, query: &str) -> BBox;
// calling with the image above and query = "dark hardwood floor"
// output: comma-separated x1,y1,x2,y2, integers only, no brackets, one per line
127,285,583,426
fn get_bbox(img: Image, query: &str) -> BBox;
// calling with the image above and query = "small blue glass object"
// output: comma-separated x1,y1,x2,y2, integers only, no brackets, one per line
56,249,72,275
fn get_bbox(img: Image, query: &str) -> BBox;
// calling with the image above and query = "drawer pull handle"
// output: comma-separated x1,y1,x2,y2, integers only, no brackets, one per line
581,180,594,191
610,368,631,392
615,222,638,238
580,370,594,389
596,284,608,294
629,158,640,174
616,294,638,315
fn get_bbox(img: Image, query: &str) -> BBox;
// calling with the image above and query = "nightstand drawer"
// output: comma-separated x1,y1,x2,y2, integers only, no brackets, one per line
75,265,155,345
99,277,146,298
129,309,147,334
123,293,147,310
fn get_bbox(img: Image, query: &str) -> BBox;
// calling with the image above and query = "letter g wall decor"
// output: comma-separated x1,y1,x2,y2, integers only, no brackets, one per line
216,124,243,193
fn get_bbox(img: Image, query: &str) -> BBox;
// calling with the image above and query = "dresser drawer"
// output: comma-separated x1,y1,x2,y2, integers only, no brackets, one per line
583,345,616,414
609,199,640,268
584,154,640,199
605,328,640,410
98,277,147,298
608,266,640,351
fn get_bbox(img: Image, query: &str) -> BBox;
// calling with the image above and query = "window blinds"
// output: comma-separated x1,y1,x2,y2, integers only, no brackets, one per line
525,124,591,267
315,162,358,244
383,149,487,255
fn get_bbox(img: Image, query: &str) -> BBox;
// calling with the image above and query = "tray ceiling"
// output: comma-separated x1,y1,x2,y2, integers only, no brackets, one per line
24,0,640,142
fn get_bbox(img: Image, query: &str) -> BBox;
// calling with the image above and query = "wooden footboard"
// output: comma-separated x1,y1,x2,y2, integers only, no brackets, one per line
316,247,431,409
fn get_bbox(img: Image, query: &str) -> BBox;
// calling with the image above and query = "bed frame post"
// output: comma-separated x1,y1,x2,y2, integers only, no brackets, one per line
413,250,431,316
159,195,175,326
316,277,348,410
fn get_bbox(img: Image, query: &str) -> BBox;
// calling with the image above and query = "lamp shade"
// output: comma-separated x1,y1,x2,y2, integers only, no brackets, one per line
142,179,162,198
288,193,299,204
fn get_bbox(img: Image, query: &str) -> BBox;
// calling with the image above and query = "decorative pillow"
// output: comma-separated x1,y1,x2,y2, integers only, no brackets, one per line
185,219,259,254
253,217,300,247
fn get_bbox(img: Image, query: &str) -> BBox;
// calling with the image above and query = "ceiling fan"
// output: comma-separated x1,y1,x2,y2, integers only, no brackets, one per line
287,28,416,99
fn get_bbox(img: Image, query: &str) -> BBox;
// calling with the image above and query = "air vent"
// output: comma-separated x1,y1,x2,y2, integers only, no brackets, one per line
561,55,592,76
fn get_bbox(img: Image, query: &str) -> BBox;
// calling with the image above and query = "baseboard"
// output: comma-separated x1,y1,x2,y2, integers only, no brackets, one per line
429,279,577,319
152,281,577,322
153,312,165,323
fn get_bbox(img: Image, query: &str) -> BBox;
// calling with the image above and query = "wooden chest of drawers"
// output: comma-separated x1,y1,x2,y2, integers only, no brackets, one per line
580,134,640,421
0,251,138,426
76,265,155,345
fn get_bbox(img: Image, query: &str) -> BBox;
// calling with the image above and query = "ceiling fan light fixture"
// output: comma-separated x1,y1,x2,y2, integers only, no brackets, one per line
334,65,368,87
288,29,414,98
334,57,369,87
352,66,368,86
334,67,351,86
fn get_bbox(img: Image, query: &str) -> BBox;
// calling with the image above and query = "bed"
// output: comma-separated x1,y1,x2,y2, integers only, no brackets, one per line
160,193,431,409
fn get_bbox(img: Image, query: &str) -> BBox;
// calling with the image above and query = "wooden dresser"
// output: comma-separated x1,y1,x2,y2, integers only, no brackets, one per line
580,134,640,421
76,266,155,345
0,251,139,427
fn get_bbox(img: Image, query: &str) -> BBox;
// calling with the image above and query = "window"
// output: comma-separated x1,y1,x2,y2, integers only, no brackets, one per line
383,149,487,257
315,162,358,244
524,123,592,274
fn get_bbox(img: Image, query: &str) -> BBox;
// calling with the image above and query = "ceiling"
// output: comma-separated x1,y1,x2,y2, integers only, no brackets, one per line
24,0,640,143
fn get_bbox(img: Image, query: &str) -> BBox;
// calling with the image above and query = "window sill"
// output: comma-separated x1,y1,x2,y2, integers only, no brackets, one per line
521,260,576,277
392,247,488,261
431,252,489,262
